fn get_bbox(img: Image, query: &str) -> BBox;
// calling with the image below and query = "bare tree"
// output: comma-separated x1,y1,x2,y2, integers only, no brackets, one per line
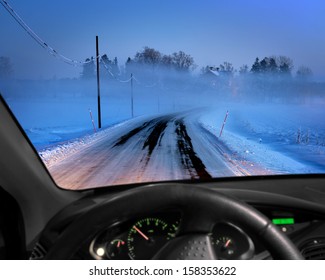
239,64,249,75
134,47,162,65
161,54,173,68
219,61,234,76
172,51,196,71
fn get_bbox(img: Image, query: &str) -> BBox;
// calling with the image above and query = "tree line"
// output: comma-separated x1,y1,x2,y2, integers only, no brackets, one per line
201,55,312,80
0,48,315,82
80,46,196,80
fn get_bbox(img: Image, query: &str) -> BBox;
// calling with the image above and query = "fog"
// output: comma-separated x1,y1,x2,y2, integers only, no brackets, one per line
3,63,325,105
1,62,325,149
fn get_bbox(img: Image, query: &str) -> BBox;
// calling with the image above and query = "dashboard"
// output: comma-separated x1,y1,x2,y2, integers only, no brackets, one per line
32,184,325,260
83,209,325,260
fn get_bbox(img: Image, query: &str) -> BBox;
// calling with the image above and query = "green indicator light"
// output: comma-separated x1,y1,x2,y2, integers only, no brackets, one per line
272,218,295,225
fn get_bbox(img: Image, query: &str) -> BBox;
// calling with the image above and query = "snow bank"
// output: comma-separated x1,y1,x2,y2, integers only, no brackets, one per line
39,125,112,168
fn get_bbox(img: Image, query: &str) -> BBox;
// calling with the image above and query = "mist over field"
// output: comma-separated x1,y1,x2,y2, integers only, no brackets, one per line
1,44,325,188
2,56,325,160
2,54,325,146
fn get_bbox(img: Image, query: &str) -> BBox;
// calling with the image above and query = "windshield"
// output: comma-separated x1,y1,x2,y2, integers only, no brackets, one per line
1,0,324,190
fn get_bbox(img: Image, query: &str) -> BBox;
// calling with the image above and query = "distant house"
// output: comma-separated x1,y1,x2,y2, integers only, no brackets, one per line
209,67,220,77
201,66,220,88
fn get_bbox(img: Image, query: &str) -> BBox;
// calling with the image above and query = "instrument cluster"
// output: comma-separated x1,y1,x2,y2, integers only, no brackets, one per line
89,211,254,260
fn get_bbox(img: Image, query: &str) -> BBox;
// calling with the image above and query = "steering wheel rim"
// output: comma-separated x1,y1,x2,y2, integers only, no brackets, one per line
45,184,304,259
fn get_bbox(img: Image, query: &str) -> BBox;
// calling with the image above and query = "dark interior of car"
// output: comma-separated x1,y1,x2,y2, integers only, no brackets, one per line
0,186,26,259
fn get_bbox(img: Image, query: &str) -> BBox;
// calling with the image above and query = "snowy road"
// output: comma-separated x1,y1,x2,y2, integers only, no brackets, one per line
48,112,256,189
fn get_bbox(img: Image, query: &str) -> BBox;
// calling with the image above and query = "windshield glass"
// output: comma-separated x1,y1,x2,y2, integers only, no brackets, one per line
1,0,324,190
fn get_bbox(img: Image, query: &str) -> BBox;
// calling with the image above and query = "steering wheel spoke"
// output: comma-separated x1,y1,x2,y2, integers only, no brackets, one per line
153,234,217,260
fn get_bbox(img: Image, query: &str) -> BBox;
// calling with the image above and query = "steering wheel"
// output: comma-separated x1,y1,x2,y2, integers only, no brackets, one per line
45,184,304,259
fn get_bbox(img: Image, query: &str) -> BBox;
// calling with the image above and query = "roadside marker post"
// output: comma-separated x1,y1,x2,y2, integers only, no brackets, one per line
89,109,97,133
219,110,229,138
131,73,134,118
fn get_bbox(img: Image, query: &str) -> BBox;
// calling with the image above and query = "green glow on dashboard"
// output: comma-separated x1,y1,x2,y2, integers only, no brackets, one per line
272,218,295,225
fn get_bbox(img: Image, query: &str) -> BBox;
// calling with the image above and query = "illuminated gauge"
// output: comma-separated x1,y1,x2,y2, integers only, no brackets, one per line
127,217,179,259
106,239,127,259
90,232,129,260
210,223,254,260
213,236,236,258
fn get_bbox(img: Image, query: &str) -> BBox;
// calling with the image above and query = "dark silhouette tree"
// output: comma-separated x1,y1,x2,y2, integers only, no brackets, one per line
251,57,261,73
125,56,136,76
268,57,278,73
161,54,173,68
80,57,95,79
259,57,269,73
134,46,162,65
100,54,119,78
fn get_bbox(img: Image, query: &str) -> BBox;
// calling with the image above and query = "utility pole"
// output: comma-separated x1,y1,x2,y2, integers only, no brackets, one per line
131,73,134,118
96,35,101,129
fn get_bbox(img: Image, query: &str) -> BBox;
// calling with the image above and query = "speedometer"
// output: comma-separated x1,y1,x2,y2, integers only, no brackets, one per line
127,217,178,259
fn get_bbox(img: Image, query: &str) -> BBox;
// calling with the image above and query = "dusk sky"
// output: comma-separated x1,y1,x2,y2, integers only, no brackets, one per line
1,0,325,80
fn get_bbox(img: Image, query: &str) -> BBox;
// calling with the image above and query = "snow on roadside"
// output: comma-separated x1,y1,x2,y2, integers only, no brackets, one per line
199,103,325,174
39,130,108,168
39,116,148,168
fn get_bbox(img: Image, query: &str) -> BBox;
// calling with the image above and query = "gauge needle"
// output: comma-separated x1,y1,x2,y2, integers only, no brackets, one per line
133,226,149,241
225,239,231,248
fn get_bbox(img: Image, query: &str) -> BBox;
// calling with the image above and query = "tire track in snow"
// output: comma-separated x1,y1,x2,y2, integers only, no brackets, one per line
48,113,219,189
113,115,174,148
143,119,169,155
113,120,153,147
114,116,213,179
112,113,215,180
113,115,173,171
140,117,172,172
175,119,212,180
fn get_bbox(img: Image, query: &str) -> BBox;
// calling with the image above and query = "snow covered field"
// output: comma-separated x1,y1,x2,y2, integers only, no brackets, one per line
3,91,325,189
199,102,325,175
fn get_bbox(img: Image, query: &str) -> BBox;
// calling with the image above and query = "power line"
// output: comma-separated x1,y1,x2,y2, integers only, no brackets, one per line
0,0,93,66
100,59,159,89
100,58,133,83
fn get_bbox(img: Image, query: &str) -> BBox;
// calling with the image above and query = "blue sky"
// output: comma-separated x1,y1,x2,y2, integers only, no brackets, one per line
1,0,325,79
